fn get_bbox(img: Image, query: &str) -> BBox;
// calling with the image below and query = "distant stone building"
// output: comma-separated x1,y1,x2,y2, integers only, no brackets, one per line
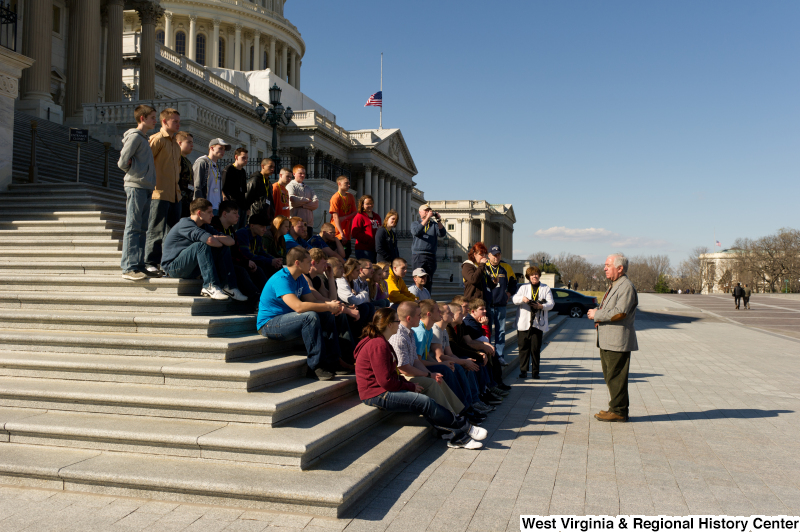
700,249,745,294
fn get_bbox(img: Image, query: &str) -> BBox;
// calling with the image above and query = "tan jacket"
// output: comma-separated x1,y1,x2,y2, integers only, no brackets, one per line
594,275,638,352
149,128,181,203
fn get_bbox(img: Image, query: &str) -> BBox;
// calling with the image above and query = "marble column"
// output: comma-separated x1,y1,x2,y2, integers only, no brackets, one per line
211,18,220,68
384,176,392,219
187,14,197,61
364,165,372,196
164,11,173,48
480,219,485,243
405,189,411,231
392,180,398,215
288,49,295,86
296,57,301,90
371,171,379,210
377,173,384,216
104,0,124,102
253,30,260,69
280,44,287,81
63,2,81,118
75,0,101,116
18,0,61,120
268,37,275,72
398,185,404,230
136,1,163,101
234,23,242,71
243,33,251,70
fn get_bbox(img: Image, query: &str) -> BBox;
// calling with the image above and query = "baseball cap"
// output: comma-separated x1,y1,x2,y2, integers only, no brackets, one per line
208,138,232,150
412,268,428,277
489,245,501,255
419,204,432,211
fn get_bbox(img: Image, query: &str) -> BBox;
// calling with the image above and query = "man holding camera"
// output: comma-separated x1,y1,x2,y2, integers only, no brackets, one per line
410,204,446,295
512,266,554,379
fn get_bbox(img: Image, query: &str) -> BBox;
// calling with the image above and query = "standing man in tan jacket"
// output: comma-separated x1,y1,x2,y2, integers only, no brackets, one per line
587,252,638,422
144,108,182,273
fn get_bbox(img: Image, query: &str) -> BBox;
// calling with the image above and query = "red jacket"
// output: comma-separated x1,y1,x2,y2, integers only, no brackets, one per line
351,212,382,251
354,336,415,400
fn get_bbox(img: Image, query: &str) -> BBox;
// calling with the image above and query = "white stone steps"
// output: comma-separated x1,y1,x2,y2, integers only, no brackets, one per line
0,200,126,214
0,211,126,223
0,263,122,275
0,397,388,469
0,275,201,295
0,349,307,390
0,414,429,516
0,374,357,424
0,328,275,359
0,229,122,241
7,183,125,200
0,310,256,336
0,249,122,260
0,291,240,315
0,220,125,230
0,240,121,250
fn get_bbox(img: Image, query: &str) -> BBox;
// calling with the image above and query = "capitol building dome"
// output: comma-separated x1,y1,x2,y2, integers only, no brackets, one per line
126,0,304,88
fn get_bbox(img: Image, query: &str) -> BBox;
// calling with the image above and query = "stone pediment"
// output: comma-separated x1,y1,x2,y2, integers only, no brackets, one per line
372,129,417,174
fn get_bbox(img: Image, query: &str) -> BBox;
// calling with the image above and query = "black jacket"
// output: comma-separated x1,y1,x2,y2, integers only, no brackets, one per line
375,227,399,263
245,171,275,223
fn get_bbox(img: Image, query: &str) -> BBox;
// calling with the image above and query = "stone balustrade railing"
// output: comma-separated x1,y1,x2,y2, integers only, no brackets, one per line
288,109,356,145
82,97,231,135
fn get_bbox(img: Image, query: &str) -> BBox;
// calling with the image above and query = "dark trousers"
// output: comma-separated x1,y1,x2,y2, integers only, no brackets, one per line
518,327,544,375
234,265,267,303
427,363,471,411
258,311,340,371
145,199,181,267
164,242,238,291
743,296,750,309
342,241,352,259
734,296,741,309
363,390,467,437
412,253,437,294
600,348,630,417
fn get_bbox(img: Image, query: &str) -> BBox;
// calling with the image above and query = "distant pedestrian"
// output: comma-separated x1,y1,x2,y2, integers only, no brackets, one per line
573,280,579,291
222,147,249,230
286,164,319,229
176,131,194,219
410,204,446,294
193,138,230,215
567,281,572,290
375,209,400,263
245,158,276,224
743,283,752,309
119,104,158,281
512,266,554,379
145,107,182,274
587,253,638,422
732,282,744,310
329,175,356,259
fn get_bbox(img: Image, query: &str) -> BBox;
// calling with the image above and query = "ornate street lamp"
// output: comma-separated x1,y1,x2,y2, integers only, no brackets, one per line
255,83,293,179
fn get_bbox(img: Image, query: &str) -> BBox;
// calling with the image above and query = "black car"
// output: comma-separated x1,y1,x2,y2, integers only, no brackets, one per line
551,289,598,318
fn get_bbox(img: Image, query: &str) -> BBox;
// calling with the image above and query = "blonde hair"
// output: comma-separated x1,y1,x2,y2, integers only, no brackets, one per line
159,108,180,121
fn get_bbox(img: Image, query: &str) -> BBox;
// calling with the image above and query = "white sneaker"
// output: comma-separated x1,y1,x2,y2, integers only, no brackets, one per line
498,356,508,366
447,435,483,450
201,286,230,300
145,265,161,274
224,287,248,302
467,424,488,441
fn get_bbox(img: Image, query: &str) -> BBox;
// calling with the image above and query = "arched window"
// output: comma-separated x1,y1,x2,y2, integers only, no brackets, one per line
218,38,225,68
196,34,206,65
156,30,165,46
175,31,186,56
249,46,254,71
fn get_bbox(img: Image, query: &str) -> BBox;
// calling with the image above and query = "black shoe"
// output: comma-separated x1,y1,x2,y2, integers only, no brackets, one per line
518,371,527,379
497,383,511,391
141,268,163,278
533,374,540,380
491,386,510,397
480,393,502,405
465,413,486,425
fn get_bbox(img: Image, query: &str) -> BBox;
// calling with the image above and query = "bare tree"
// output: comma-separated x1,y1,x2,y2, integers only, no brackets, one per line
677,246,709,292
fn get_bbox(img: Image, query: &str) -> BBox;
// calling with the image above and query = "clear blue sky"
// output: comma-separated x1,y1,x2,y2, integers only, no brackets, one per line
287,1,800,265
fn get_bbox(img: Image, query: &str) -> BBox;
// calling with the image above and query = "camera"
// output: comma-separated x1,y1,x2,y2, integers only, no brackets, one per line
432,211,441,221
528,299,547,308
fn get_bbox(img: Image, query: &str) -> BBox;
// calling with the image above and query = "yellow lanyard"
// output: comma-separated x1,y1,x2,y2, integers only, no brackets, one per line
487,263,499,278
424,222,431,233
337,191,351,215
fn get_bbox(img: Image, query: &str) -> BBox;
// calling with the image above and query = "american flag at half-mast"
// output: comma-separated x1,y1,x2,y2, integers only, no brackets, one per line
716,240,722,247
364,91,382,107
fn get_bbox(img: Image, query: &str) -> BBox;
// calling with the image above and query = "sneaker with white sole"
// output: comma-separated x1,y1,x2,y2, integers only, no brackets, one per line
472,402,494,414
122,270,147,281
467,423,488,441
224,287,248,302
447,433,483,450
201,286,230,300
498,355,508,366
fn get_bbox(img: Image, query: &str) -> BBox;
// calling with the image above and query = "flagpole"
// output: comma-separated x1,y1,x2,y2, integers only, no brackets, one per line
379,53,383,130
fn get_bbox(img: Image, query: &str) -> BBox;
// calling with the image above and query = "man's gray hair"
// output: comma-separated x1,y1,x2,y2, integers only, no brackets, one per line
609,252,628,273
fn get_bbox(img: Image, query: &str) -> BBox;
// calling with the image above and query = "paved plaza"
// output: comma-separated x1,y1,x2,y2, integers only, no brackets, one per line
2,293,800,531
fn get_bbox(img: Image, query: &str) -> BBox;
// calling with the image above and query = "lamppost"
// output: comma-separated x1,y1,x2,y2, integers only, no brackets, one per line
255,83,293,180
442,233,450,262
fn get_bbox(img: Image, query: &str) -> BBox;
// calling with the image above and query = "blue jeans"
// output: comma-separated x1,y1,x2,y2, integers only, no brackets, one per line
164,242,238,290
258,311,340,371
456,364,480,406
354,249,377,263
145,199,181,267
235,264,267,301
121,187,151,272
363,390,466,434
488,305,507,357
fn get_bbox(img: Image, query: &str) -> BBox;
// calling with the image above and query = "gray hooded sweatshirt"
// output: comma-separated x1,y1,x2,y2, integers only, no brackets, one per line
118,128,156,190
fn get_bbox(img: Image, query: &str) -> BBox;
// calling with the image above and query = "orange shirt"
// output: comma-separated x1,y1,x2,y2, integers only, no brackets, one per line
329,191,356,240
272,182,290,218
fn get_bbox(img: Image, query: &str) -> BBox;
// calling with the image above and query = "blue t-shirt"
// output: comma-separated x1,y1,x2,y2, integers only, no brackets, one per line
257,267,311,330
284,233,310,251
412,324,433,361
306,235,332,250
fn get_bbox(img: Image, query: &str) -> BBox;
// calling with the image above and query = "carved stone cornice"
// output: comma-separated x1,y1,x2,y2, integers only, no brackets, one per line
133,1,165,25
212,17,220,27
234,22,242,32
188,13,197,22
165,11,173,20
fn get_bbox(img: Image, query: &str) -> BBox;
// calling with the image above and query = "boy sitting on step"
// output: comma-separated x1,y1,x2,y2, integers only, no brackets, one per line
161,198,248,302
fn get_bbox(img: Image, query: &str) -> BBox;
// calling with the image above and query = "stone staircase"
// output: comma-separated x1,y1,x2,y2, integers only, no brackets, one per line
11,112,126,189
0,183,565,517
